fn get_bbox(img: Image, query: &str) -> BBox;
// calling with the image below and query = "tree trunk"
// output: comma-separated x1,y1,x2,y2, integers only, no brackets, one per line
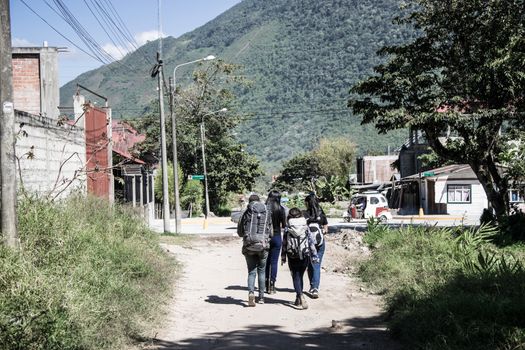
426,128,509,221
470,160,508,221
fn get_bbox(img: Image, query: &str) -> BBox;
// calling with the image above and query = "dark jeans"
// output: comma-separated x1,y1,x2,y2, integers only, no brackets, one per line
288,256,309,297
308,242,325,290
244,250,268,297
265,232,282,283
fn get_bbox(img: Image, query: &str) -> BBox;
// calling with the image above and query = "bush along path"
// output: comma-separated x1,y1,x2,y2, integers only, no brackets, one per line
146,233,400,350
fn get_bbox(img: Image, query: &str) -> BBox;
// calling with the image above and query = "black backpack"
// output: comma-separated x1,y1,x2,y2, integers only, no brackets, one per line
241,202,272,252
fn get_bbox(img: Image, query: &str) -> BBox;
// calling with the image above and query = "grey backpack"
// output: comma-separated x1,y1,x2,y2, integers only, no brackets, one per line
242,202,272,252
286,217,311,260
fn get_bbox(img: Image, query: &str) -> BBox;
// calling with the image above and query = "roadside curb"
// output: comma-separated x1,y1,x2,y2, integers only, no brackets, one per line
393,215,465,221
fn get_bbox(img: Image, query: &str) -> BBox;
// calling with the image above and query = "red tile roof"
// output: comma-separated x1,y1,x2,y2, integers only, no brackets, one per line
112,120,146,164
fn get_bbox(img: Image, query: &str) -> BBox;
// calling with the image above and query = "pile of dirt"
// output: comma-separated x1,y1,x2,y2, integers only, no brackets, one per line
323,229,371,275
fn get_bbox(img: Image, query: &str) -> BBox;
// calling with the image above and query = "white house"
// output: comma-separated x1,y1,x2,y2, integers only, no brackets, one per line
397,165,487,221
397,164,525,221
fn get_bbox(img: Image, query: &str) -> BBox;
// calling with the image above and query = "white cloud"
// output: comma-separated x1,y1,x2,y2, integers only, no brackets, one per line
12,37,37,47
99,30,164,60
135,30,166,46
102,43,126,60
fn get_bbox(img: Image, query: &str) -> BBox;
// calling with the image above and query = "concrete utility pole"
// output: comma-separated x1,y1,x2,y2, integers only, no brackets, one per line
0,0,19,249
170,55,215,234
169,77,182,234
200,108,226,230
154,52,171,233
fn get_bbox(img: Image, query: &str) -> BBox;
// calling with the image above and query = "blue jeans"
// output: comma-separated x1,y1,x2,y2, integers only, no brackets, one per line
244,250,268,297
265,232,282,283
307,242,325,290
288,256,309,297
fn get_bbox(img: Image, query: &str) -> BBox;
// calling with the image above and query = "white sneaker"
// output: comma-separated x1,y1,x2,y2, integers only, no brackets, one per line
248,292,256,307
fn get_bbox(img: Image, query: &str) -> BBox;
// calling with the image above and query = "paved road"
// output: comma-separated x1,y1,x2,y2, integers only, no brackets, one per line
149,215,479,235
149,217,238,235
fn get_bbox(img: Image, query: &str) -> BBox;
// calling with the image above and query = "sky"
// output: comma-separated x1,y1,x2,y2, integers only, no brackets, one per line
10,0,243,86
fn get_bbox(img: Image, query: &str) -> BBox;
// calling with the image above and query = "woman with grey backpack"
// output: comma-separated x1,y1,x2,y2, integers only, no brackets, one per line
237,194,273,306
281,207,319,309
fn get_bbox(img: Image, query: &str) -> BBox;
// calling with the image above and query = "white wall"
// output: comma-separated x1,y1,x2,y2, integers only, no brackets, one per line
15,111,86,199
435,178,488,220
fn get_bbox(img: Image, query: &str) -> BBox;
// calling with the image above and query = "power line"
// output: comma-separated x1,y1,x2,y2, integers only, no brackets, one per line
19,0,151,74
51,0,113,63
85,0,153,66
17,0,104,63
83,0,127,59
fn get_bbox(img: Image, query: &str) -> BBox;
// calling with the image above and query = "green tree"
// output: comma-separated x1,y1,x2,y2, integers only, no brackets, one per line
181,179,204,216
136,60,262,212
349,0,525,221
313,137,356,179
271,153,320,193
272,137,356,200
154,161,183,209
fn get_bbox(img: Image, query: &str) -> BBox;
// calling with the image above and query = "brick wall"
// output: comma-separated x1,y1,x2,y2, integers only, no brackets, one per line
12,54,40,115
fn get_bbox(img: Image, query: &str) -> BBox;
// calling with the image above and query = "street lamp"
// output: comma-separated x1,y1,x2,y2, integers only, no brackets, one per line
170,55,216,234
201,108,228,229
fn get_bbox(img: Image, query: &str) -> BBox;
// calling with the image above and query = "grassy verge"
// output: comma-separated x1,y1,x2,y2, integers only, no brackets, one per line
358,220,525,350
0,196,177,350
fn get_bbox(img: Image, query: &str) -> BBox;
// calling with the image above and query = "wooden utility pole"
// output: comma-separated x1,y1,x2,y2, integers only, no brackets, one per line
0,0,19,249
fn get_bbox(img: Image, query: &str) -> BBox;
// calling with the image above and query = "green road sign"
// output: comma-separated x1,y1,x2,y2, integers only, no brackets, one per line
423,171,435,177
189,175,205,180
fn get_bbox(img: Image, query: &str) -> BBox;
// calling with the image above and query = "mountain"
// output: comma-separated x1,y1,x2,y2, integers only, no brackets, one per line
60,0,414,167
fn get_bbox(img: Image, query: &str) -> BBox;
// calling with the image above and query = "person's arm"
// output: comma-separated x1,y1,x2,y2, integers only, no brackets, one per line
307,229,319,262
281,229,288,264
320,212,328,232
280,207,287,230
237,211,247,237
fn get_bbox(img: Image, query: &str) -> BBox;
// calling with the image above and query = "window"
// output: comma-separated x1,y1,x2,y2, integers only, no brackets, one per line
509,189,524,203
447,184,471,203
370,197,379,205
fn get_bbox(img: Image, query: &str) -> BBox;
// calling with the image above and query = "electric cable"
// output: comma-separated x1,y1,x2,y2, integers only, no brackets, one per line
18,0,104,63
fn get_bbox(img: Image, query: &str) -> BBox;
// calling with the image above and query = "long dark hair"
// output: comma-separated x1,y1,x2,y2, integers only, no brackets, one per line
266,190,285,230
305,192,322,221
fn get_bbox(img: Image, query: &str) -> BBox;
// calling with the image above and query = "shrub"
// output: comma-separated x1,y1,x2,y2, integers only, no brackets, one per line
181,179,204,216
358,223,525,350
0,196,176,350
216,204,232,217
500,212,525,242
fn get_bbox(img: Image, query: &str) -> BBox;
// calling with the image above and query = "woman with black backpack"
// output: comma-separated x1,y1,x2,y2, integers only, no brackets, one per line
265,190,287,294
305,193,328,299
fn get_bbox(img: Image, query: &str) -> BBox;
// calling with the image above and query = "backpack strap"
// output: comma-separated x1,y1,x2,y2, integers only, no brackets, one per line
249,205,255,235
263,205,269,237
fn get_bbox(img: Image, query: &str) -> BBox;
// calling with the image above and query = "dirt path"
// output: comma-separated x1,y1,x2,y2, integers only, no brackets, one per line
148,233,400,350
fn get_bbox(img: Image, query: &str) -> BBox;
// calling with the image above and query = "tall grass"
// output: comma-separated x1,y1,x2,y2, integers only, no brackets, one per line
0,196,176,350
359,222,525,350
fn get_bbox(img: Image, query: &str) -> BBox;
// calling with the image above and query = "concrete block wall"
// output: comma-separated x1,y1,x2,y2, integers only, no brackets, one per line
15,110,87,199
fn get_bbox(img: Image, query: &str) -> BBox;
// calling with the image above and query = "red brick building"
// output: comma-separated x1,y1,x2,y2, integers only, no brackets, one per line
12,46,60,119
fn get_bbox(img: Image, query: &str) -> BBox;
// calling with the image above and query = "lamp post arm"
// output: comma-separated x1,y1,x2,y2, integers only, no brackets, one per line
172,58,208,92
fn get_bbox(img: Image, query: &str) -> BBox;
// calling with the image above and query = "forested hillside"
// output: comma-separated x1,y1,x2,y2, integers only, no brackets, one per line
60,0,414,167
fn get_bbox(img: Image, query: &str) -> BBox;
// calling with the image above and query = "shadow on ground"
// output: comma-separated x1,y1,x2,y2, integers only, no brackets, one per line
140,315,401,350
